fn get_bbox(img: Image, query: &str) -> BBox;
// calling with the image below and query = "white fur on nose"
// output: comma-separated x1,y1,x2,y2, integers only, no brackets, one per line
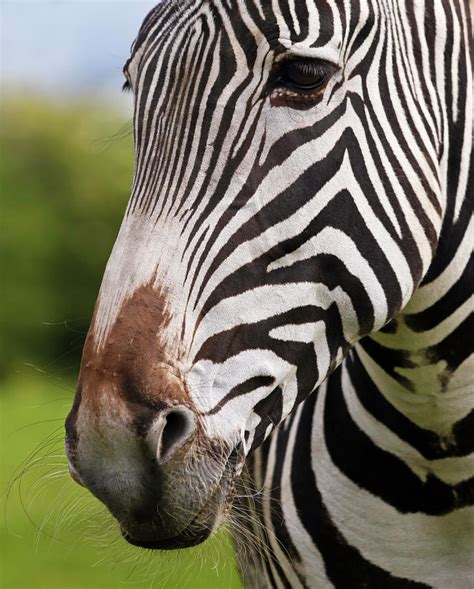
146,406,196,464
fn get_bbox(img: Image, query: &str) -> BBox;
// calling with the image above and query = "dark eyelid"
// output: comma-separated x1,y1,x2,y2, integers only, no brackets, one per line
277,52,338,65
276,56,338,73
270,58,327,89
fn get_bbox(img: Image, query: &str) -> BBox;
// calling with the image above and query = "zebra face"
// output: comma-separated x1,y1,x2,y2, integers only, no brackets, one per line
66,1,442,550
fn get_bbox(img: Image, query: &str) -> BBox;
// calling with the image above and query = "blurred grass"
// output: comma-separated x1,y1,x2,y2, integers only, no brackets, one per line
0,98,243,588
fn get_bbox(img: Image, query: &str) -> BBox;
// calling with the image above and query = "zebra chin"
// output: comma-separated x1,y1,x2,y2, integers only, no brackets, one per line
117,444,242,551
121,530,210,551
119,464,237,550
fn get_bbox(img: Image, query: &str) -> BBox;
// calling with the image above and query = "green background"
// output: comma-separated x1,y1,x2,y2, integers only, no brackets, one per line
0,99,242,588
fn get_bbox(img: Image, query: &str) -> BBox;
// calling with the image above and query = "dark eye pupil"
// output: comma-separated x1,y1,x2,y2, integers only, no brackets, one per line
278,60,328,91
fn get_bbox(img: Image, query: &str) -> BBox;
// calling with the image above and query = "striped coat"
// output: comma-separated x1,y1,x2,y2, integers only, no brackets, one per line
66,2,473,587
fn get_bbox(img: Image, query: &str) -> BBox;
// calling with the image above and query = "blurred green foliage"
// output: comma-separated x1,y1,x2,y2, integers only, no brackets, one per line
1,97,133,379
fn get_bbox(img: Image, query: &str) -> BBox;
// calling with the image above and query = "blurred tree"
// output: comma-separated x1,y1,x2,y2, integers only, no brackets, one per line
0,97,134,379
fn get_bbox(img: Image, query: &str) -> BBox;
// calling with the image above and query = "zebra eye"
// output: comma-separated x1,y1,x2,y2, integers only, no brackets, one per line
269,58,337,107
276,59,331,91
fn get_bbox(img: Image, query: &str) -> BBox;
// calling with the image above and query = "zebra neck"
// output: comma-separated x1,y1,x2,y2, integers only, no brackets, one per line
352,239,472,445
353,322,472,441
353,206,473,440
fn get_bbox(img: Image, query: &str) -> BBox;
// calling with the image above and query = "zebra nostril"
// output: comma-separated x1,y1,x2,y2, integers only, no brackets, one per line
148,407,196,464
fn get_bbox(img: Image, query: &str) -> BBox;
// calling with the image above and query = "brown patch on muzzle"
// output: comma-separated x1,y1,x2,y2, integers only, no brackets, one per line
66,281,190,441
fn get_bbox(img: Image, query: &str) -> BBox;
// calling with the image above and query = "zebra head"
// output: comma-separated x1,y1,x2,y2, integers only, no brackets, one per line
66,1,460,550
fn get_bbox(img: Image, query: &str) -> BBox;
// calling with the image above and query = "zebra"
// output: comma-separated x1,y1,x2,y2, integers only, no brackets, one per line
65,0,473,587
